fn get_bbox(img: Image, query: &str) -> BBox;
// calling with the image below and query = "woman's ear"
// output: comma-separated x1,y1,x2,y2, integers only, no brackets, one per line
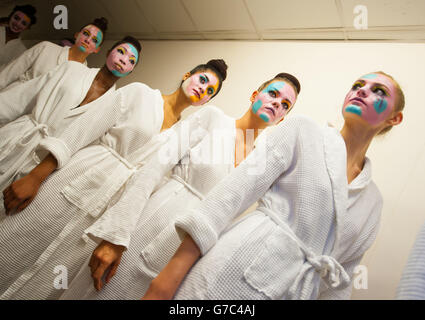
74,31,79,41
250,91,259,103
388,111,403,127
182,72,191,81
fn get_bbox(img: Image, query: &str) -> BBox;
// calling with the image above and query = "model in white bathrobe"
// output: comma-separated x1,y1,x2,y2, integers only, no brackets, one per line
0,82,167,300
60,105,238,299
396,222,425,299
171,115,383,300
0,26,26,70
0,41,85,91
0,61,115,195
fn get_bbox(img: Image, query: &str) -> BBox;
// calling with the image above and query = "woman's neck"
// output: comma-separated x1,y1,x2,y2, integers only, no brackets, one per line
161,88,192,130
68,46,89,63
93,65,118,91
340,123,374,183
5,26,20,43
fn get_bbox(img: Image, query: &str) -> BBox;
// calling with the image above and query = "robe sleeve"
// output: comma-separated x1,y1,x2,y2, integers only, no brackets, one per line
174,116,307,256
84,106,222,248
38,88,124,169
0,41,46,90
0,63,59,126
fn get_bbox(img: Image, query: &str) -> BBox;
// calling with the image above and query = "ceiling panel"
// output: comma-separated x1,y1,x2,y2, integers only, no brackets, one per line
262,28,346,40
246,0,342,30
341,0,425,27
138,0,196,33
183,0,256,32
99,0,155,34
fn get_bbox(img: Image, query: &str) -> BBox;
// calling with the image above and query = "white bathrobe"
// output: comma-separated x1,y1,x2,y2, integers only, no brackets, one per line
396,222,425,299
172,115,383,300
0,82,165,300
0,41,83,91
60,106,237,299
0,61,115,194
0,26,26,71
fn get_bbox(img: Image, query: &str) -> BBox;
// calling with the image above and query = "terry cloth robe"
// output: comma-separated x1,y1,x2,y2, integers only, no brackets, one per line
60,106,237,299
396,222,425,299
0,26,26,71
0,82,164,300
0,61,116,195
172,115,383,300
0,41,85,91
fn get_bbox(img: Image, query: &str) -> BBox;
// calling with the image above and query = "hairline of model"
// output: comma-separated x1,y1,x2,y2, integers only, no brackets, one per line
0,59,227,299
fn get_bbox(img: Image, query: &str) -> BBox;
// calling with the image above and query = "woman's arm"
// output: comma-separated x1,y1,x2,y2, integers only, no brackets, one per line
3,153,57,214
142,235,200,300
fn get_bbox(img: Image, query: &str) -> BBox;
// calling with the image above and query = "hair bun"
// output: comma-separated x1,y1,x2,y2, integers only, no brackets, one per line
93,17,108,32
206,59,228,81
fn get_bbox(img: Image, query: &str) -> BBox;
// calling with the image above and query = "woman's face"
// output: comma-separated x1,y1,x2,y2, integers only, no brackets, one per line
9,11,31,34
182,70,220,106
106,43,139,77
74,25,103,54
251,80,297,124
343,73,398,127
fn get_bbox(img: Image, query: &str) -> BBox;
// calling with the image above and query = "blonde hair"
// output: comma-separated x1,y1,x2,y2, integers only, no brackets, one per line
374,71,405,135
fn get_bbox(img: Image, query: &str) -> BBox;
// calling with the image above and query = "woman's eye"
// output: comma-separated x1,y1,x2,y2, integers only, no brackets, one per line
117,48,124,54
352,83,361,90
282,102,289,110
130,59,135,65
373,87,386,96
22,21,27,26
92,38,98,44
207,87,214,95
83,31,89,36
200,76,206,84
269,90,276,98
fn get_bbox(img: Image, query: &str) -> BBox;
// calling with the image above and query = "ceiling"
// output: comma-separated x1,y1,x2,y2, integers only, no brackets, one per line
2,0,425,41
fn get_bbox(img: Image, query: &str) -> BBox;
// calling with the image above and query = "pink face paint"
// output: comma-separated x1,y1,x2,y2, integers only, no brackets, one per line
251,81,296,124
343,73,397,126
75,25,103,53
106,43,138,77
182,71,219,106
9,11,31,34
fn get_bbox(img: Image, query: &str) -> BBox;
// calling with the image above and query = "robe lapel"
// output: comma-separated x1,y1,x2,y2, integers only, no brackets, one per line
322,125,349,258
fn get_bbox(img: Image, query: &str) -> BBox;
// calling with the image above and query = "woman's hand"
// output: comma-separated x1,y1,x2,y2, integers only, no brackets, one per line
142,278,175,300
89,240,126,291
3,174,41,215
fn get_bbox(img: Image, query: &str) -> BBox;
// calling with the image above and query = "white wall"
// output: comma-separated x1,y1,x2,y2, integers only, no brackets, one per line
86,40,425,299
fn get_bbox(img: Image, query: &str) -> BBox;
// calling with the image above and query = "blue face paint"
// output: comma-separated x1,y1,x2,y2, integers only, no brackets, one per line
78,46,86,52
96,30,103,48
362,73,378,79
127,43,139,64
259,114,270,122
346,104,362,116
110,69,131,78
373,98,388,114
264,81,285,93
252,100,262,113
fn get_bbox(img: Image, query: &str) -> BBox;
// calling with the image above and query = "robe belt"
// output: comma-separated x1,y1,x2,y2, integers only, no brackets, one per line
170,174,205,200
17,116,49,147
256,206,350,299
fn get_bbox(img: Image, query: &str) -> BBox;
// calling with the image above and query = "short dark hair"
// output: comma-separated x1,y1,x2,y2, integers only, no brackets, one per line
108,36,142,65
80,17,109,46
182,59,228,99
258,72,301,95
9,4,37,26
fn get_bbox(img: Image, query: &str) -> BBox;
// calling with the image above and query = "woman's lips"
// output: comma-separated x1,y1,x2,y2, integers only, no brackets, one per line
264,106,276,116
350,98,366,107
114,62,124,72
192,89,200,99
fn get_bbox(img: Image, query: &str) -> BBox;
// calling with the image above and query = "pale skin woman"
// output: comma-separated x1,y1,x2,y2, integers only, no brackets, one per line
139,71,403,300
3,6,36,43
86,73,300,292
2,37,142,214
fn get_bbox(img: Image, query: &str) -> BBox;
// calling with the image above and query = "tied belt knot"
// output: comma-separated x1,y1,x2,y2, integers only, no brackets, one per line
17,118,49,147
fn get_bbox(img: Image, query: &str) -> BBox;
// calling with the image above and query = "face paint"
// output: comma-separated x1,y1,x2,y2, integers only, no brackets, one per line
9,11,31,34
75,25,103,53
251,81,296,124
181,71,219,106
106,43,138,77
343,73,397,126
